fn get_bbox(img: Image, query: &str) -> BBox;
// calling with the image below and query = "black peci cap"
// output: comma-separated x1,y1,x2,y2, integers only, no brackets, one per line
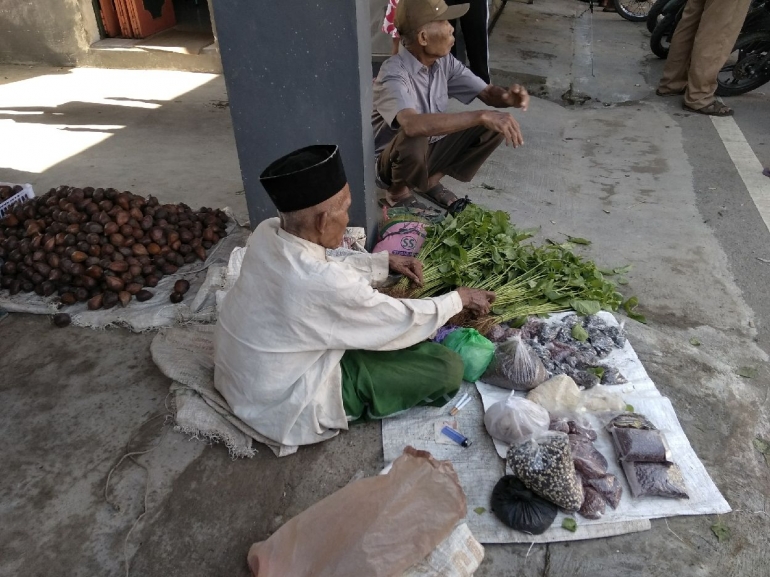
259,145,347,213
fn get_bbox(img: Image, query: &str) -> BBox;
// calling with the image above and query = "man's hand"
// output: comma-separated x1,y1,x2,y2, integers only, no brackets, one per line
389,254,423,286
501,84,530,111
479,110,524,147
456,287,496,317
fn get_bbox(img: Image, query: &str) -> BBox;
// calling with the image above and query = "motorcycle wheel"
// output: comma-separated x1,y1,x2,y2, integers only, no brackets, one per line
716,31,770,96
650,14,675,58
614,0,656,21
646,0,669,33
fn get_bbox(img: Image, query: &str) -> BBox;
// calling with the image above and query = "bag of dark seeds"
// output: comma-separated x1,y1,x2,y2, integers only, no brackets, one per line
507,431,584,512
611,427,672,463
585,474,623,509
569,435,609,479
482,335,549,391
578,486,606,520
490,475,559,535
606,413,657,432
621,461,689,499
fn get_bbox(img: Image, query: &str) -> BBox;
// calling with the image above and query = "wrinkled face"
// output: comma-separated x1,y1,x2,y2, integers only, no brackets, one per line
319,185,351,249
422,20,454,58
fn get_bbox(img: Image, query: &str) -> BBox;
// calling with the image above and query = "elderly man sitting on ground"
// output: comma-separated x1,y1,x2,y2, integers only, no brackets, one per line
373,0,530,211
214,145,495,447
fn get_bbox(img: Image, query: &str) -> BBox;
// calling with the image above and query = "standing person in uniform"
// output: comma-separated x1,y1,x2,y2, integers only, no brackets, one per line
446,0,491,83
656,0,753,116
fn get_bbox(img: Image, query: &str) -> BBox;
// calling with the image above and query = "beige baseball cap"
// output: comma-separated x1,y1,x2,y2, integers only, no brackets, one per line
394,0,470,36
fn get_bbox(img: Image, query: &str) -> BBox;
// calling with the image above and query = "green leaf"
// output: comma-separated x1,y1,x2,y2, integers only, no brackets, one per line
753,437,770,464
474,507,487,515
613,265,633,275
689,337,701,346
622,296,647,324
737,366,758,379
443,237,458,247
572,324,589,342
570,299,602,316
617,277,629,285
562,518,577,532
710,519,731,543
587,366,605,379
625,404,635,413
597,267,616,276
566,235,592,245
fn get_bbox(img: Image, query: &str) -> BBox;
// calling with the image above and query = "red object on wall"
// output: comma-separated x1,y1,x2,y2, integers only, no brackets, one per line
97,0,121,37
113,0,135,38
124,0,176,38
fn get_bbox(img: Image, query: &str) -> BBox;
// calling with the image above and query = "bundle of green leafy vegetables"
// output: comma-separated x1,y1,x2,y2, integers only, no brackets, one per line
391,205,643,328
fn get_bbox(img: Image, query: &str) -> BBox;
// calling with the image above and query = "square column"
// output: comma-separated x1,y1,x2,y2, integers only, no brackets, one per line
212,0,378,243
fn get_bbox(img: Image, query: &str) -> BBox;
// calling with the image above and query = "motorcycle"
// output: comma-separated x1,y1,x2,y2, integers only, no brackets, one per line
716,1,770,95
646,0,669,33
649,0,685,59
613,0,657,22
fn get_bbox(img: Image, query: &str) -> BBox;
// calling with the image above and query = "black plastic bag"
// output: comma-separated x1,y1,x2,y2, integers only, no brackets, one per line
490,476,559,535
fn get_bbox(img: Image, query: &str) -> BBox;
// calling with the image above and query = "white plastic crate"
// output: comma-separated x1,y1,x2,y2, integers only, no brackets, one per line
0,183,35,219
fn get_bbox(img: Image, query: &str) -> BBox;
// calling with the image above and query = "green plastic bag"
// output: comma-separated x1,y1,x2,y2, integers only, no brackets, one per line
442,328,496,382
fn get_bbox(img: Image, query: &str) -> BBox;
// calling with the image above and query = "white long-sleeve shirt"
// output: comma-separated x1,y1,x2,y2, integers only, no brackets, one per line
214,218,463,447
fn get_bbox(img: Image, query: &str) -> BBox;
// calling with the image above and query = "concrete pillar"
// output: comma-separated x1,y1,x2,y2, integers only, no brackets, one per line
211,0,378,243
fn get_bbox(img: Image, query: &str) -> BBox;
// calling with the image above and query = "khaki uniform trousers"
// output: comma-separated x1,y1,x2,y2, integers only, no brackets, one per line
659,0,753,109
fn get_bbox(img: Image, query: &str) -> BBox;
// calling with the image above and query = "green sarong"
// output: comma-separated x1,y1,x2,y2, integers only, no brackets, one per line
340,341,464,422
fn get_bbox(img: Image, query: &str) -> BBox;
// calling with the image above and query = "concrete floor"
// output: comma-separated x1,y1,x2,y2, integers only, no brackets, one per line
1,1,770,575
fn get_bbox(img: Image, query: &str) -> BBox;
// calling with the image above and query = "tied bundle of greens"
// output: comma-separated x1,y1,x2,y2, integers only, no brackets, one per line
389,205,638,331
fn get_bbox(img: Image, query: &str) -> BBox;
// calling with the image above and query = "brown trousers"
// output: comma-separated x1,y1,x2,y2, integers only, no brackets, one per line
659,0,752,109
377,126,504,192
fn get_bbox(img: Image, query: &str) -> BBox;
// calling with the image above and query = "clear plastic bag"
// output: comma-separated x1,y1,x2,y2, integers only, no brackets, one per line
483,394,550,446
569,435,609,479
606,413,657,431
481,336,549,391
612,427,672,463
490,475,558,535
578,486,606,520
621,460,689,499
442,328,496,382
585,474,623,509
507,431,584,512
526,374,582,413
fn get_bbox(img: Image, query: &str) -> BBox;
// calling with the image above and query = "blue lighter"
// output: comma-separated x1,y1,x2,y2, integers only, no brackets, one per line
441,425,472,448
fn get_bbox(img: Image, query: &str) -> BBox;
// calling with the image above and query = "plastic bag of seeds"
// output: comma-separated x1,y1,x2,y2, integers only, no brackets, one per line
606,413,657,431
621,461,689,499
490,475,559,535
585,474,623,509
611,428,672,463
569,435,609,479
481,335,549,391
507,431,584,512
484,395,550,446
578,486,606,520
